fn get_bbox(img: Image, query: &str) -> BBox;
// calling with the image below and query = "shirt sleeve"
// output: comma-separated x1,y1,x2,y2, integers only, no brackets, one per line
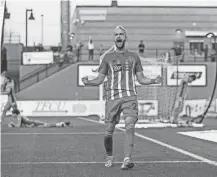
135,54,143,73
98,54,108,75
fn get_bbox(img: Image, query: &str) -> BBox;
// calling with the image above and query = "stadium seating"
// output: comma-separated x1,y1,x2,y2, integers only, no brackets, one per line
73,6,217,60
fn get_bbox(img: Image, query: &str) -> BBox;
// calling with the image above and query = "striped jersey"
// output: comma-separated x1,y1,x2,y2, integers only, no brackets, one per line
98,50,143,100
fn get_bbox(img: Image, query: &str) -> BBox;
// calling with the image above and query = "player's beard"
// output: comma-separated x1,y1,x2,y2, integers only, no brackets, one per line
115,38,126,50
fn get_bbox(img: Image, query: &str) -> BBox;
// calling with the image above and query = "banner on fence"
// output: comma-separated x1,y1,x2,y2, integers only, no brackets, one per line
167,65,206,86
22,51,54,65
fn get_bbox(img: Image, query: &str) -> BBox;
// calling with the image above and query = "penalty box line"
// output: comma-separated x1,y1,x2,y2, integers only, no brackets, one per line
78,117,217,167
1,132,124,135
2,160,205,165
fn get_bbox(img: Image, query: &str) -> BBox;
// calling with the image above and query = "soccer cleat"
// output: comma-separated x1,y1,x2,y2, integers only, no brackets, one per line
121,158,134,170
105,156,113,167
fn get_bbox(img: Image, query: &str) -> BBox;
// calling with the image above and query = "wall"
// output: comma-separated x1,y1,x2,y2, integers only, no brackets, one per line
4,43,23,91
16,61,216,101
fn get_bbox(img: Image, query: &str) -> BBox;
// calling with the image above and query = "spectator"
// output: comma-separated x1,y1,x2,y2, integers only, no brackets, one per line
168,48,176,63
99,44,104,56
76,41,83,61
64,45,74,63
138,40,145,57
88,37,94,61
204,44,208,62
173,44,184,62
211,49,216,62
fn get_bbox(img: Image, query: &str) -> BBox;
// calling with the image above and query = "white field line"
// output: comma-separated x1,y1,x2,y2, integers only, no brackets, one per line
1,132,123,135
1,160,205,165
78,117,217,167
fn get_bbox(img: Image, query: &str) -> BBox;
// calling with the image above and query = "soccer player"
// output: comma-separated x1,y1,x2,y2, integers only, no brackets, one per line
1,71,7,91
1,75,17,123
170,75,196,126
82,25,162,170
8,109,72,128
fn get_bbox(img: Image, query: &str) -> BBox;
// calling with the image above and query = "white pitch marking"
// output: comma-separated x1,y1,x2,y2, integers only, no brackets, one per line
78,117,217,167
178,130,217,143
2,160,205,165
1,132,123,135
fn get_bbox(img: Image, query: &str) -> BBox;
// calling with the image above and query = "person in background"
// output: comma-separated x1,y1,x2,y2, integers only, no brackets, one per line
88,37,94,61
8,109,72,128
138,40,145,57
76,41,83,61
204,44,208,62
65,45,74,63
1,71,7,92
170,75,197,126
1,74,17,123
99,44,104,57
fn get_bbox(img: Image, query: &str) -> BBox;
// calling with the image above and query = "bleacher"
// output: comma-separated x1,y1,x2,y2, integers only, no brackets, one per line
73,5,217,61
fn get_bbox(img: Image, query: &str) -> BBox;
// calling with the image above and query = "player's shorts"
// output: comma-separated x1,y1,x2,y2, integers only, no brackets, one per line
105,96,138,124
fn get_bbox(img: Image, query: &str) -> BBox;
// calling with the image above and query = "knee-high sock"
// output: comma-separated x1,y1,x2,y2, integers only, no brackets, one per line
104,131,113,156
124,124,135,158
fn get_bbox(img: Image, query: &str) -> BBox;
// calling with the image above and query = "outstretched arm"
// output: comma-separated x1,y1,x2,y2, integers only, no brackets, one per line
1,87,11,95
82,72,107,86
136,72,162,85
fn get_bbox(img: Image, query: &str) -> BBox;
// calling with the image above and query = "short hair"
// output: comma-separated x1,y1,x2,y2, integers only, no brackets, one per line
189,75,196,81
12,109,20,115
114,25,127,38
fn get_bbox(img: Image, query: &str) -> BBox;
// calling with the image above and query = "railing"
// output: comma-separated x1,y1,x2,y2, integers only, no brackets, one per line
18,57,77,92
15,47,216,92
4,35,21,44
77,48,216,62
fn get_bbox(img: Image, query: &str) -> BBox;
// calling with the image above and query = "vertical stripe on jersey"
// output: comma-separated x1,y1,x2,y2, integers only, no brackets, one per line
117,60,123,99
121,68,127,98
109,62,114,100
131,63,137,95
125,69,131,96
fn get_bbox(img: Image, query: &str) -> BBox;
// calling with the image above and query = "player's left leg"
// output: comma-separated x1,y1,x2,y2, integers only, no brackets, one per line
121,96,138,170
22,118,46,127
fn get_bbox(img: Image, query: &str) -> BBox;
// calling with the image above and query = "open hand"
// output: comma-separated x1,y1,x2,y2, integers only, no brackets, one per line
82,76,89,85
154,75,163,84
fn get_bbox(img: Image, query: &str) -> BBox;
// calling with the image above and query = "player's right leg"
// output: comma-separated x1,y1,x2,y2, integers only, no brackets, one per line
104,98,122,167
1,102,12,123
170,100,182,124
104,121,116,167
43,121,72,128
